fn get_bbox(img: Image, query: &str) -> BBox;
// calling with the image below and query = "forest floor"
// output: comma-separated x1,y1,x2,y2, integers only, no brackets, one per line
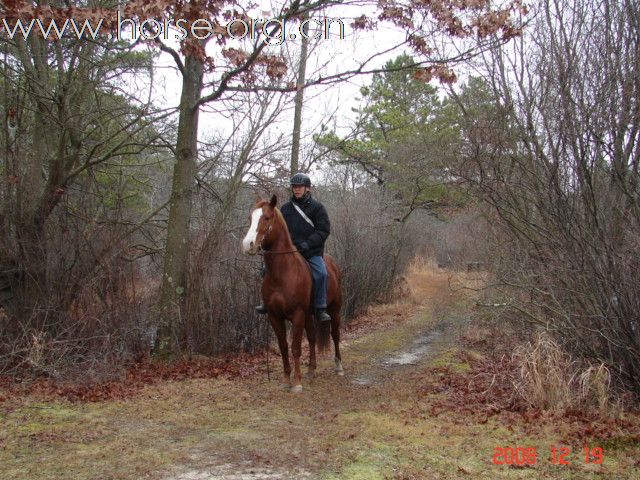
1,261,639,479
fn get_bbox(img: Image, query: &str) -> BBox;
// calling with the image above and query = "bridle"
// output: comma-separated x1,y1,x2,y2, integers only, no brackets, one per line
256,212,273,248
256,211,298,256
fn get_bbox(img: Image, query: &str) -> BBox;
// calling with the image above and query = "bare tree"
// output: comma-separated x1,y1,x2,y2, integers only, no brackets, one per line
290,11,310,173
0,5,168,319
454,0,640,392
185,89,291,353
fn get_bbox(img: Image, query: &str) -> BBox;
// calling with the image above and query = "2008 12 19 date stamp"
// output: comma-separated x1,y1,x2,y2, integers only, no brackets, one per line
492,446,604,466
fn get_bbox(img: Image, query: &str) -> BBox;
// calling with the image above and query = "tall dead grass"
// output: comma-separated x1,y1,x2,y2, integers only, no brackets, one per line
512,332,616,416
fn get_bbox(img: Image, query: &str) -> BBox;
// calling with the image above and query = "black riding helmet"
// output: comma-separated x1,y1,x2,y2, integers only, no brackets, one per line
290,173,311,187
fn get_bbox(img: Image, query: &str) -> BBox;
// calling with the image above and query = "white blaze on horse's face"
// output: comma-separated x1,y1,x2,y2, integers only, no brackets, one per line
242,207,263,254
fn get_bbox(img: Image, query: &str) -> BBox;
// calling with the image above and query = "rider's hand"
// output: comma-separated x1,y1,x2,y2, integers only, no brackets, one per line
297,241,310,253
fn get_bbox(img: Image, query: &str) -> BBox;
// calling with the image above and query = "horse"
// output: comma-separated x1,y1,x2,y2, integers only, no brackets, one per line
241,194,343,392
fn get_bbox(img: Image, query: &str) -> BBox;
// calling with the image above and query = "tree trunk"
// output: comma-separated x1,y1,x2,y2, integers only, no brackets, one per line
14,77,51,318
290,12,309,173
155,54,204,355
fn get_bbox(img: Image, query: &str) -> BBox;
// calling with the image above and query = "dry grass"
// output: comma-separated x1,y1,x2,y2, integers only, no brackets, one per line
344,256,449,336
512,332,619,417
405,256,448,301
512,332,577,411
579,363,614,415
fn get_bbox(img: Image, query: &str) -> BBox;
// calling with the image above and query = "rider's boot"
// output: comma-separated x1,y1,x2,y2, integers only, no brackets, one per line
315,308,331,323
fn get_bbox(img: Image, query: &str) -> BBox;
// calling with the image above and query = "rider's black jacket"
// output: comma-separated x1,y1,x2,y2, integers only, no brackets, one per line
280,193,330,259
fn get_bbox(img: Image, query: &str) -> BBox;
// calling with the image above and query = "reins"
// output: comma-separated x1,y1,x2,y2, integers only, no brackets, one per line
259,249,299,255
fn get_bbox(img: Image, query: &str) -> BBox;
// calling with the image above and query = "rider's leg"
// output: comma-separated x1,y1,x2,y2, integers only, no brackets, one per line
307,256,331,322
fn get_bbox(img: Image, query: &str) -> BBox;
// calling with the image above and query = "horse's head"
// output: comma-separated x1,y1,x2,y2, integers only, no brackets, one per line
242,194,279,255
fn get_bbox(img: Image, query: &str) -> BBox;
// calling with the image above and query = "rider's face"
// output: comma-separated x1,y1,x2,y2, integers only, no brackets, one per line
292,185,309,199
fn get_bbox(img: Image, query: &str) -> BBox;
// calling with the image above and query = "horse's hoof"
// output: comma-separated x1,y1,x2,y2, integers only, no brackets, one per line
279,383,292,390
291,385,303,393
336,369,345,377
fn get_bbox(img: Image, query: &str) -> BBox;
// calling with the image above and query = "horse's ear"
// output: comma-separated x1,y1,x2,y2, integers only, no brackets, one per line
270,194,277,208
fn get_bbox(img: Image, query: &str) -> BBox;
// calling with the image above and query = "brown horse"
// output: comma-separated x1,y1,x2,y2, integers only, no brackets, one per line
241,195,343,392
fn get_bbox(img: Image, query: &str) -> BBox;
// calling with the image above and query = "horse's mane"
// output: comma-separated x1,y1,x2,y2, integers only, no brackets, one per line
273,206,295,249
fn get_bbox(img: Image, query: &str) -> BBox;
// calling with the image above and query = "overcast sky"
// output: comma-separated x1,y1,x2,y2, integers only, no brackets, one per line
149,2,411,141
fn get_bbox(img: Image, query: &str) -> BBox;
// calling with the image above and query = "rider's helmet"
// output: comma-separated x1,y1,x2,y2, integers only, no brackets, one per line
289,173,311,187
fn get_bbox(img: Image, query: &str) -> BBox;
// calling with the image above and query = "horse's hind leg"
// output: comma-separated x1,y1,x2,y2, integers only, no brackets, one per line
304,312,317,379
328,306,344,376
269,315,291,389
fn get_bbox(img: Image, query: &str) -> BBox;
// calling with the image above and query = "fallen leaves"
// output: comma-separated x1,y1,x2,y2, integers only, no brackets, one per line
0,350,273,403
418,353,524,422
414,333,640,445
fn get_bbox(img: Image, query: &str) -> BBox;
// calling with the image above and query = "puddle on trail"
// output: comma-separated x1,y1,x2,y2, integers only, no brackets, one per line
351,325,448,386
383,330,443,367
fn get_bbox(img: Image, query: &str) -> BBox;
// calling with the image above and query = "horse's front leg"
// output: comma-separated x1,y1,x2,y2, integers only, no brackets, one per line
290,309,306,392
304,311,317,379
268,314,291,389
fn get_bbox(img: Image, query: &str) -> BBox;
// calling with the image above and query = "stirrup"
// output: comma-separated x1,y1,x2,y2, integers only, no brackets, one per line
255,304,267,314
316,309,331,323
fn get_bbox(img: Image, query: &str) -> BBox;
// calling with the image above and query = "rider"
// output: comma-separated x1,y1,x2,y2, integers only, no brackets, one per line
256,173,332,323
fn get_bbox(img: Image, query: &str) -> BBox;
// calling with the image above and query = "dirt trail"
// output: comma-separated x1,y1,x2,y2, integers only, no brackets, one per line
161,264,473,480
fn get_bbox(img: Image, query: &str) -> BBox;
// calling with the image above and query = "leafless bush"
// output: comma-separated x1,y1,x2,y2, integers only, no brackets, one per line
183,182,273,355
323,185,410,318
406,209,490,270
185,235,270,355
454,0,640,395
0,256,154,380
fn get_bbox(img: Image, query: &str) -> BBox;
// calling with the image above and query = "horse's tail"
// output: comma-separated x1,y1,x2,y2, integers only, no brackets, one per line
315,317,331,353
